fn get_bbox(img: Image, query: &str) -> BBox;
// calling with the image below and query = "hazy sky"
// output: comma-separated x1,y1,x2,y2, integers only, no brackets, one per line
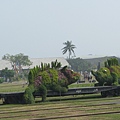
0,0,120,59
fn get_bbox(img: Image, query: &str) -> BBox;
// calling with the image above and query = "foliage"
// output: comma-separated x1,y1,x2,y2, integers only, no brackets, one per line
92,58,120,86
0,67,14,82
111,72,118,86
104,58,119,67
23,85,35,104
109,66,120,78
28,70,35,84
51,83,68,93
2,53,32,75
49,69,58,84
57,71,68,87
67,57,92,72
39,71,51,87
24,60,80,103
61,41,76,59
85,56,120,70
36,84,47,102
51,59,62,69
0,78,4,83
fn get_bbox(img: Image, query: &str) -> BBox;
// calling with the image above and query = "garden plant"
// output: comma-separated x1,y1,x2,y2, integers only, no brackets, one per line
24,60,80,104
92,58,120,86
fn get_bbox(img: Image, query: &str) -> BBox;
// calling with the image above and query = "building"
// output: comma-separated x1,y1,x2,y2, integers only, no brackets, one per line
0,57,70,70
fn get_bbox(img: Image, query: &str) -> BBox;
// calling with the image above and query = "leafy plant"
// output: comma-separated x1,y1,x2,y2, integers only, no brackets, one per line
92,58,120,86
24,60,80,103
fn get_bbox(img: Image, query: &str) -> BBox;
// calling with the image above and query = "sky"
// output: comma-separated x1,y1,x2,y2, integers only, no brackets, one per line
0,0,120,59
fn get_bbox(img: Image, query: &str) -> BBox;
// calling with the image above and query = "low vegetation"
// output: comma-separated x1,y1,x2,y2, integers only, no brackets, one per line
0,81,27,93
92,58,120,86
24,60,80,103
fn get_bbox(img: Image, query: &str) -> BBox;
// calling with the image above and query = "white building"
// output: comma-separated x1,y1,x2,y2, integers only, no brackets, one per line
0,57,70,70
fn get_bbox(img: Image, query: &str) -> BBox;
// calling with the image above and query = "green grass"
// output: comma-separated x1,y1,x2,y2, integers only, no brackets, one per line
0,81,120,119
0,81,95,93
0,96,120,120
0,81,28,93
68,82,94,88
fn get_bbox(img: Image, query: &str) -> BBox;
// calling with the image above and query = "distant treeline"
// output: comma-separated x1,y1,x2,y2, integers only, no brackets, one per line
66,56,120,72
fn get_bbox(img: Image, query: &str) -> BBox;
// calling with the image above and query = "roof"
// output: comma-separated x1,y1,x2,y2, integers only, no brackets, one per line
0,60,12,70
80,55,109,59
0,57,70,70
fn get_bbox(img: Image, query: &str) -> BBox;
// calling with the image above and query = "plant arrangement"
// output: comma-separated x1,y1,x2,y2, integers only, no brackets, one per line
92,58,120,86
24,60,80,103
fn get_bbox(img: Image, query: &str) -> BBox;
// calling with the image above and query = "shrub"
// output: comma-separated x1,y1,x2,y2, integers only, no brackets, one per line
92,58,120,86
92,68,113,86
39,71,51,86
49,69,58,84
28,70,34,84
24,60,80,104
37,84,47,102
23,85,35,104
111,72,118,85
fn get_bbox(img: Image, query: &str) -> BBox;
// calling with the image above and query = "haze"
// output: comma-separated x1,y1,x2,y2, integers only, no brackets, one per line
0,0,120,59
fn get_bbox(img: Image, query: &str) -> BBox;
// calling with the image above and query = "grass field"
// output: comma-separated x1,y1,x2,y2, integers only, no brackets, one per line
0,81,120,120
0,95,120,120
0,81,94,93
0,81,28,93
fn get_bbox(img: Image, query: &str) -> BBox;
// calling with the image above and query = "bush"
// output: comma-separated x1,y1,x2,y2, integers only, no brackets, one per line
61,87,68,93
24,61,80,104
37,84,47,102
111,72,118,85
92,68,113,86
23,85,35,104
39,71,51,86
51,83,68,93
28,70,34,84
49,69,58,84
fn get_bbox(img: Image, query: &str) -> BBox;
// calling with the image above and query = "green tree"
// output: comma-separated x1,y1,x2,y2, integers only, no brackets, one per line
67,58,92,72
0,67,14,82
2,53,32,74
61,41,76,59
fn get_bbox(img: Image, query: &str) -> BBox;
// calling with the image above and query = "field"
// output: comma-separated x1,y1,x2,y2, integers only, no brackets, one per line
0,81,94,93
0,81,120,120
0,81,28,93
0,95,120,120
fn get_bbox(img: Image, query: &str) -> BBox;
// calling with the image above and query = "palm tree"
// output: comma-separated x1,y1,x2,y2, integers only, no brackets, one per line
61,41,76,59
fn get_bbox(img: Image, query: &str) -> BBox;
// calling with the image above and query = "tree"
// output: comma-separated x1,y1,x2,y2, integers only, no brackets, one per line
2,53,32,74
67,57,92,72
61,41,76,59
0,67,14,82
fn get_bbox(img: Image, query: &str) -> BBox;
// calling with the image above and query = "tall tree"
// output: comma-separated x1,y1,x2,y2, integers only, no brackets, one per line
61,41,76,59
2,53,32,74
